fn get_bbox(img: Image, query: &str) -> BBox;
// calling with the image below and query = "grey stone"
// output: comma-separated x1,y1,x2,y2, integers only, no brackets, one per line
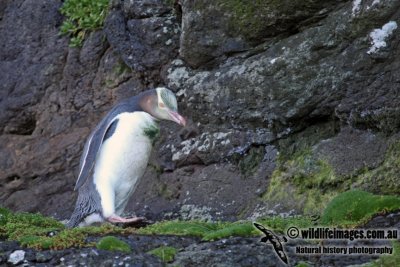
314,127,388,176
105,0,180,72
8,250,25,265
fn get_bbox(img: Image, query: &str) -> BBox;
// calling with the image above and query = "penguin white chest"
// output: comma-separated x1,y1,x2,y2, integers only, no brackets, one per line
93,112,158,217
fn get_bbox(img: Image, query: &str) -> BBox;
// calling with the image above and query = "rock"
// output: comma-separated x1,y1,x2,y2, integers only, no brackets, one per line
1,0,400,230
8,250,25,265
0,0,146,219
170,0,400,135
0,0,65,136
105,0,180,72
364,211,400,228
179,0,341,68
129,159,276,221
314,127,388,176
35,251,52,263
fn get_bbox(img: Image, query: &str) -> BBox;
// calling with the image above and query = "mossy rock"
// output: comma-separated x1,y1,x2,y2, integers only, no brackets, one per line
0,207,132,250
321,190,400,226
364,242,400,267
236,146,265,176
358,141,400,195
263,148,343,215
147,246,177,263
96,236,131,253
214,0,331,41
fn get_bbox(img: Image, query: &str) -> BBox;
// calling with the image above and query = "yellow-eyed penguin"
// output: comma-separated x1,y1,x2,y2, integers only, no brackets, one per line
67,88,186,228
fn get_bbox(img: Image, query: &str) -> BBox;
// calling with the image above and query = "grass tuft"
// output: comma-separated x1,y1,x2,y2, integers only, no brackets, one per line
147,246,178,262
321,190,400,226
364,242,400,267
59,0,109,47
0,208,132,250
96,236,131,253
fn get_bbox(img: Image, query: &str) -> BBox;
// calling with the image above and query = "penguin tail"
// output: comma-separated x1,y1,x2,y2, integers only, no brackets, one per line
66,212,84,228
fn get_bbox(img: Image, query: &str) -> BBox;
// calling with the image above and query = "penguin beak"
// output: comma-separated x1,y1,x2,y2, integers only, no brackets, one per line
168,110,186,126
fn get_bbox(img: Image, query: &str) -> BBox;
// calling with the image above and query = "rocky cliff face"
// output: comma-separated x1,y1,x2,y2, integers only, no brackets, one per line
1,0,400,222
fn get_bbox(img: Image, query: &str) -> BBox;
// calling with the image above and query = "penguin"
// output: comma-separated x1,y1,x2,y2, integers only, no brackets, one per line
67,87,186,228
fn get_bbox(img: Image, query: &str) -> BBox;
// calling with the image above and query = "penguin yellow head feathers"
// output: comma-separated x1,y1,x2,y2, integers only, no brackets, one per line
140,87,186,126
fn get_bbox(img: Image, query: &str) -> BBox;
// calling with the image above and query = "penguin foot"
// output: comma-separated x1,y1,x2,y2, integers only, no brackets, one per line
107,214,145,223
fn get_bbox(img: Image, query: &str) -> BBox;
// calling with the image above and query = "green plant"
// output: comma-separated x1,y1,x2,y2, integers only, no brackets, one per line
296,262,311,267
365,242,400,267
321,190,400,226
136,220,220,237
0,207,133,250
136,216,314,241
202,222,256,241
263,148,341,215
96,236,131,253
59,0,109,47
147,246,178,262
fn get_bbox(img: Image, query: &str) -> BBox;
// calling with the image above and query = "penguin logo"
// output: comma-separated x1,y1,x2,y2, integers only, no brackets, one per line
253,222,289,265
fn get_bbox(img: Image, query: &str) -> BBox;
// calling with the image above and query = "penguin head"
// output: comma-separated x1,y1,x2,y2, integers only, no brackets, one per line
141,87,186,126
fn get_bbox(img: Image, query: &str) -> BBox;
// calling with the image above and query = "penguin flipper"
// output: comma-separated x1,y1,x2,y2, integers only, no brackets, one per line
74,110,122,191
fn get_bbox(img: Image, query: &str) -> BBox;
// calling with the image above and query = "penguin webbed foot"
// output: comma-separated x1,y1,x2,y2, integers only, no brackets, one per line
107,215,152,228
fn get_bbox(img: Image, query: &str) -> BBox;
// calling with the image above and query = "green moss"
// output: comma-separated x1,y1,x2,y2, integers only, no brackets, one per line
276,121,338,163
136,220,220,237
163,0,175,7
112,59,131,76
296,262,311,267
0,209,133,250
0,208,313,250
238,146,264,176
157,183,177,200
147,246,177,263
263,148,343,215
208,0,324,41
59,0,109,47
321,190,400,226
96,236,131,253
365,242,400,267
258,216,314,233
220,0,268,41
137,216,313,241
358,141,400,195
0,207,11,226
203,223,256,241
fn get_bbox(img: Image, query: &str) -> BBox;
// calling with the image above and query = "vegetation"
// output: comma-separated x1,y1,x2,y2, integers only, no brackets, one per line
238,146,265,176
147,246,178,263
137,216,313,241
321,190,400,226
1,190,399,253
0,208,313,249
365,242,400,267
96,236,131,253
263,148,342,215
0,208,130,250
59,0,109,47
357,141,400,195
